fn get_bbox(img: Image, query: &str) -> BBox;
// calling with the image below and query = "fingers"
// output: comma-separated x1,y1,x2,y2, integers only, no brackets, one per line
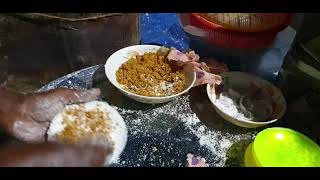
65,88,101,104
12,119,49,143
25,88,101,123
0,87,101,143
0,82,7,92
46,87,101,104
45,87,101,104
50,144,111,167
0,143,111,167
71,135,114,166
74,145,112,167
78,134,114,151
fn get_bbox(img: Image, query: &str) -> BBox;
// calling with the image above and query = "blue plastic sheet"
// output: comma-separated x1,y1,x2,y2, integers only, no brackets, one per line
140,13,189,51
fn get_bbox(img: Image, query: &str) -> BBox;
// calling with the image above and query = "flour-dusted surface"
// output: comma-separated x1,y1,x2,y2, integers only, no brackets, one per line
40,65,258,167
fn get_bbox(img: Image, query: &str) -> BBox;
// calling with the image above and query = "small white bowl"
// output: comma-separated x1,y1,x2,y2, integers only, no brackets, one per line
207,72,287,128
105,45,196,104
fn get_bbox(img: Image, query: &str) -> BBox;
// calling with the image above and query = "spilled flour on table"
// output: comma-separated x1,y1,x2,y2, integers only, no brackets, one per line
112,95,255,167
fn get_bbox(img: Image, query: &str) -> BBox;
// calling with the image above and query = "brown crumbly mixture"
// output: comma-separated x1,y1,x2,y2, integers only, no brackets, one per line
116,52,187,97
57,104,112,145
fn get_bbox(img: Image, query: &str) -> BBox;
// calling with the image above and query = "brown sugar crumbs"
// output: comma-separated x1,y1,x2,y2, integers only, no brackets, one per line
116,52,187,97
57,104,112,145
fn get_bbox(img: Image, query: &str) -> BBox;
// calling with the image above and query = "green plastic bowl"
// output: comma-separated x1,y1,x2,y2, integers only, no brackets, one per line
244,127,320,167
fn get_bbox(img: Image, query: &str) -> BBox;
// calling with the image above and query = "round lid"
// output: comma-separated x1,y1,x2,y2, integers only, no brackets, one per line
253,127,320,167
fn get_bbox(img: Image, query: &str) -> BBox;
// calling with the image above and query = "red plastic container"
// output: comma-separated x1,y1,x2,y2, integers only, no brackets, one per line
188,13,293,50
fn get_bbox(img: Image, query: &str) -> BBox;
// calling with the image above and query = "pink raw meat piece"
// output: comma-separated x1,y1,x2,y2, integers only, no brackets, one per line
166,48,227,87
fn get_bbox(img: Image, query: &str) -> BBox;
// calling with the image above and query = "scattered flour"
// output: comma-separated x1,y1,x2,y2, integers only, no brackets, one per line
113,95,255,167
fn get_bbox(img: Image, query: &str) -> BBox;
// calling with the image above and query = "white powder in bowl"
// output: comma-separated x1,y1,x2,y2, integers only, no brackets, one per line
214,91,253,121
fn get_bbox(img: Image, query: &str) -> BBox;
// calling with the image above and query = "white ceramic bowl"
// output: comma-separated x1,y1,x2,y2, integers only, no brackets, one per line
105,45,196,104
207,72,287,128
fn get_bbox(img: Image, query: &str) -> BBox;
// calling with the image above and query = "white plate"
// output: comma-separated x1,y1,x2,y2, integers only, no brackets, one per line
47,101,128,165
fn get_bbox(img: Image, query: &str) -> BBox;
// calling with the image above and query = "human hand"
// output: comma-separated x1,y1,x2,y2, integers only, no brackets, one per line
0,85,101,143
0,142,110,167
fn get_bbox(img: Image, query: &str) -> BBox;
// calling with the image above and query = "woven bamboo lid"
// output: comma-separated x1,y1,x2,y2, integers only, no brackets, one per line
199,13,291,32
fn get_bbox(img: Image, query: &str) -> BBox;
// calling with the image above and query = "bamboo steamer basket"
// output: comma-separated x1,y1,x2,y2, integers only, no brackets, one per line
186,13,292,49
198,13,291,33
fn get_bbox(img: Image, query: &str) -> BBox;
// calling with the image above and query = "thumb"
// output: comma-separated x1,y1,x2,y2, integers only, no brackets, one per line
26,88,101,123
0,143,111,167
52,88,101,104
0,81,8,93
